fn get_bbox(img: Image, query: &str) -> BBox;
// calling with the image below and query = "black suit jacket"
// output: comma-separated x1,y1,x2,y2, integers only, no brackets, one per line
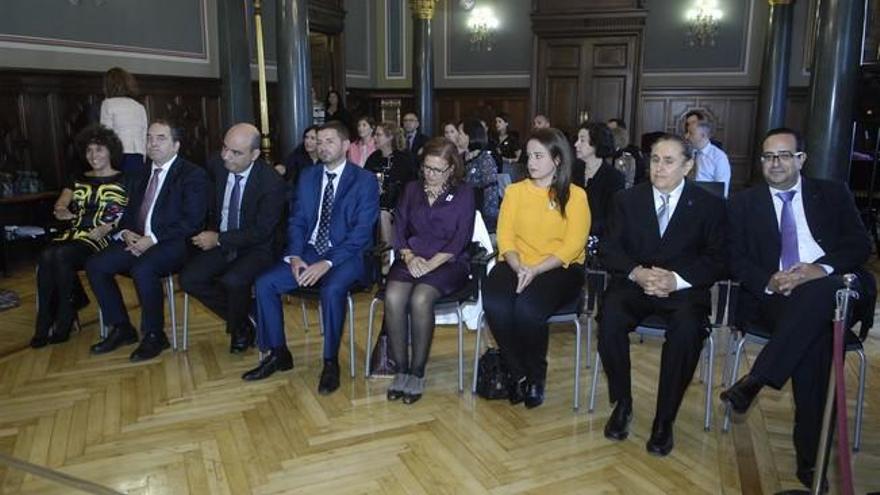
206,158,288,258
407,132,428,155
119,156,208,245
573,161,625,239
727,176,872,322
600,180,727,303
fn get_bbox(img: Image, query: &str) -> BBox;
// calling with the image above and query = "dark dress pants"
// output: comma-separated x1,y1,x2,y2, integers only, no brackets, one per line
748,275,843,471
179,247,273,333
86,240,187,336
597,280,709,423
482,262,583,384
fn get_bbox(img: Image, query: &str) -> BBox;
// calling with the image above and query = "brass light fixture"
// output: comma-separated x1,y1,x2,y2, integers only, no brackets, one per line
685,0,723,48
467,5,499,52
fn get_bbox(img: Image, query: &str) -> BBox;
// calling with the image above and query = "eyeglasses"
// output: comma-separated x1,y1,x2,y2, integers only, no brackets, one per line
760,151,803,164
422,164,451,175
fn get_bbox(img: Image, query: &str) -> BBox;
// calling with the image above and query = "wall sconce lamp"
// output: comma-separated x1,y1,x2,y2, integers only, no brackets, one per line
685,0,723,48
467,6,499,52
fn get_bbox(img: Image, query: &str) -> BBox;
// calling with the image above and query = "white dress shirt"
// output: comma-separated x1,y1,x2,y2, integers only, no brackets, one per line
652,179,692,291
693,141,732,197
283,161,347,265
100,97,148,155
768,176,829,272
143,155,178,243
220,162,254,232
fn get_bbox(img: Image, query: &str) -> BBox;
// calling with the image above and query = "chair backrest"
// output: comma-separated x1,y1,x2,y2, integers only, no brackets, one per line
695,181,725,199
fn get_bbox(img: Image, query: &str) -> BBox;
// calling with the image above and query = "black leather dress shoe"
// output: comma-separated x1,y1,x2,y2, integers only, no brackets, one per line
796,468,828,493
508,376,527,405
720,374,764,414
524,381,545,409
241,348,294,381
229,322,255,354
130,332,170,362
30,335,49,348
318,359,340,395
604,401,633,441
646,419,674,456
90,324,139,355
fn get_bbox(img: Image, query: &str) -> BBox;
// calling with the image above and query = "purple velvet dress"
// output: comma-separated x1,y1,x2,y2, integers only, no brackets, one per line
387,181,476,295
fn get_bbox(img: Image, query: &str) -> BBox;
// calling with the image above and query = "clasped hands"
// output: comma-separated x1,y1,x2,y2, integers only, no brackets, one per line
403,252,434,279
191,231,220,251
290,256,331,287
121,230,155,257
767,262,826,296
630,266,677,298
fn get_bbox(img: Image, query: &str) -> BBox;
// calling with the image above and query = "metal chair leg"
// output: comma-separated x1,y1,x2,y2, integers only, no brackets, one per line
573,318,582,411
166,276,178,351
457,306,464,393
182,293,189,351
301,299,309,329
365,297,380,377
585,315,592,369
588,352,601,412
471,312,485,394
98,309,107,338
704,334,715,431
722,336,747,432
854,349,867,451
348,294,355,378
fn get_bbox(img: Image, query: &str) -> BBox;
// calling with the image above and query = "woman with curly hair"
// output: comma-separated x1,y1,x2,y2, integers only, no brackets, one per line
100,67,148,176
31,124,129,348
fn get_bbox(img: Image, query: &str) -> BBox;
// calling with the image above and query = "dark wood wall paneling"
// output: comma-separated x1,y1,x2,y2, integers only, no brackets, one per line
0,70,222,191
638,87,810,189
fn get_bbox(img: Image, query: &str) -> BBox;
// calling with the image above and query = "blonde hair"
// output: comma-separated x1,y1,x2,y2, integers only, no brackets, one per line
376,121,406,151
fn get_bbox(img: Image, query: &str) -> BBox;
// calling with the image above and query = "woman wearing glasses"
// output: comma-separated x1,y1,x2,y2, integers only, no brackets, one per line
384,137,476,404
482,128,591,408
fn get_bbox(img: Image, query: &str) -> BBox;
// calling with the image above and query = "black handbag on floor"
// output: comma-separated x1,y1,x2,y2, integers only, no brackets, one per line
476,347,509,400
369,323,397,377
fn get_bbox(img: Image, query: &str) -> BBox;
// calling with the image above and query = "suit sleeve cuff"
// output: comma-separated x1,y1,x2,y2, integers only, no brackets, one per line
149,233,158,244
819,263,833,275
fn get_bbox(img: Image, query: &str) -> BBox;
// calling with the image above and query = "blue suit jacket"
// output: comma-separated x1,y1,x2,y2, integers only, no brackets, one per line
286,161,379,268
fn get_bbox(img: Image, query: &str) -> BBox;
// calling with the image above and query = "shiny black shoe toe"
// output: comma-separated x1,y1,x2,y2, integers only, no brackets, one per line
229,322,255,354
646,420,674,456
129,332,170,362
241,348,294,381
523,382,545,409
90,325,139,355
720,374,764,415
604,401,633,441
318,360,341,395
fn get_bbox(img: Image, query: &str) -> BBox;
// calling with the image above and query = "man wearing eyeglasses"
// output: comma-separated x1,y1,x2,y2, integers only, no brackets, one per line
722,127,871,489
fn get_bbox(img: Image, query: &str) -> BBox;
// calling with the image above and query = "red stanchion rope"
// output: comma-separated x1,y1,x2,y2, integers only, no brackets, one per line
832,317,854,495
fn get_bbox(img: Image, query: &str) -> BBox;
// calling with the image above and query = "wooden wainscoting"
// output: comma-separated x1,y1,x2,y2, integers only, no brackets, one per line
0,70,223,191
434,88,531,139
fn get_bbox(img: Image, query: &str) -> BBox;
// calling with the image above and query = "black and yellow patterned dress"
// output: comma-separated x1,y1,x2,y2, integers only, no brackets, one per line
54,172,128,251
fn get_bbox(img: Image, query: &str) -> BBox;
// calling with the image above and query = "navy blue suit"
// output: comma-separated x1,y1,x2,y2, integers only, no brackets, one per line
254,161,379,359
86,156,208,336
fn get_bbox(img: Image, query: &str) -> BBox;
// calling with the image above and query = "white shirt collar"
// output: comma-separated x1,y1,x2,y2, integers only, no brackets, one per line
768,175,802,196
152,154,177,171
230,161,255,180
322,160,346,179
653,177,686,202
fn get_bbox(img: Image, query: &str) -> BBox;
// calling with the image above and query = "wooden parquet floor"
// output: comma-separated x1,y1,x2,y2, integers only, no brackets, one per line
0,265,878,494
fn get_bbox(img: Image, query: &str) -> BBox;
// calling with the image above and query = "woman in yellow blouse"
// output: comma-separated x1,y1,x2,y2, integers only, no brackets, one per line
482,128,591,408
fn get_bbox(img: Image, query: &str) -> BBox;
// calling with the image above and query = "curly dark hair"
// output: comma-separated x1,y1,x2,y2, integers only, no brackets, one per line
578,122,616,159
420,137,465,188
75,124,124,169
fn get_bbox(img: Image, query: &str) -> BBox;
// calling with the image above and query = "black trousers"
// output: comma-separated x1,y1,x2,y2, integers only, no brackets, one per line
179,247,273,334
35,241,94,336
748,276,843,471
482,262,583,383
598,280,709,423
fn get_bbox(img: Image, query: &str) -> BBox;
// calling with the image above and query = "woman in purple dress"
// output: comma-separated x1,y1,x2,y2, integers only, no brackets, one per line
385,137,476,404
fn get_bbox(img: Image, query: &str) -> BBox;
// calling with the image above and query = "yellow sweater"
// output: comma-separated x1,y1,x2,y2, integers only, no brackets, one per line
497,181,591,267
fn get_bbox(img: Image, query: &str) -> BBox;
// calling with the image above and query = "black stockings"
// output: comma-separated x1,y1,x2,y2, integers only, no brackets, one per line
384,280,441,378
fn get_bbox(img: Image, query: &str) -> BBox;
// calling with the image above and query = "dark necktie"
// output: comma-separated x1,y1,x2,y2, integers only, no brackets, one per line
226,174,243,231
314,172,337,256
689,150,700,179
136,167,163,234
407,134,414,151
777,190,799,270
657,193,670,236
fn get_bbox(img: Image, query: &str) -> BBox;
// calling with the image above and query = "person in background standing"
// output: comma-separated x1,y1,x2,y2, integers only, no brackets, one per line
100,67,148,177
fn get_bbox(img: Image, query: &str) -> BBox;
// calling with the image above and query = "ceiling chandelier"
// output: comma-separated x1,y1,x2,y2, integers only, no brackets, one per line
685,0,723,48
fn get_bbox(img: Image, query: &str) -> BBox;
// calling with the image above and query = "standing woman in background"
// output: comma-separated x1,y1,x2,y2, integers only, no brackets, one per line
365,121,417,249
458,118,499,231
100,67,148,177
494,112,520,173
482,128,590,409
32,125,128,348
347,116,377,167
324,90,352,132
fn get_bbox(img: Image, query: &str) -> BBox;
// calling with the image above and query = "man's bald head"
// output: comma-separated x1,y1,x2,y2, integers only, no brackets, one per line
222,123,261,173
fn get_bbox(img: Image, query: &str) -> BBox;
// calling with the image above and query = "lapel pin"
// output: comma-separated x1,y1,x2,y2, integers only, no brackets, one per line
446,194,454,202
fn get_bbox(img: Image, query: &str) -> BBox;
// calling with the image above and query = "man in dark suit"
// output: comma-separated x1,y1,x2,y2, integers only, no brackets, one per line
721,127,871,489
242,121,379,394
179,123,287,353
402,111,428,157
598,134,726,456
87,119,208,361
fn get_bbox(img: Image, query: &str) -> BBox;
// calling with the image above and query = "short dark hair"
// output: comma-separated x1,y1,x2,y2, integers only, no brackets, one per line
526,128,575,217
651,133,693,161
684,110,706,122
319,120,351,142
103,67,139,98
764,127,804,152
324,89,345,110
403,111,420,122
150,119,184,143
496,112,511,124
578,122,616,159
76,124,124,169
607,118,627,129
460,117,487,151
420,137,465,187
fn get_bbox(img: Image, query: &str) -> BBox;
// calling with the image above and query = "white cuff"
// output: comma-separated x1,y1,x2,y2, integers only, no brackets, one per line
672,272,692,291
